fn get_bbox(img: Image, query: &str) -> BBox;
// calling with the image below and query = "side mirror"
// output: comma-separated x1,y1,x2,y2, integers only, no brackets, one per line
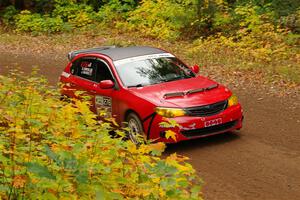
99,80,114,89
190,65,199,74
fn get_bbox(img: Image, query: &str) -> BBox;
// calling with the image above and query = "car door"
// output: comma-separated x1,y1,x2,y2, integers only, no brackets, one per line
91,57,117,118
69,56,117,118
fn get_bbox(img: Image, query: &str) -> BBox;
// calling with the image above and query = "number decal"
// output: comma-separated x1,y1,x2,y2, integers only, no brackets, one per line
95,95,112,117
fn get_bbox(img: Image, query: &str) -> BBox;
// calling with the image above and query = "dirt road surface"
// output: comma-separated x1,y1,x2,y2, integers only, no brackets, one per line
1,52,300,200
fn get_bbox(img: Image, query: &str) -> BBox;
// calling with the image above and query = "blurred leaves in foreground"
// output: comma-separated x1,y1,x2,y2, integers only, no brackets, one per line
0,71,203,199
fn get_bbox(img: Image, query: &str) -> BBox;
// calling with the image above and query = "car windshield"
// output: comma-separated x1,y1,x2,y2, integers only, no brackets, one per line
114,56,195,87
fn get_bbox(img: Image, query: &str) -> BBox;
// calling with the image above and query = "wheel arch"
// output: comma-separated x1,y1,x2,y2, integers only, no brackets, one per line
124,109,145,131
124,109,141,121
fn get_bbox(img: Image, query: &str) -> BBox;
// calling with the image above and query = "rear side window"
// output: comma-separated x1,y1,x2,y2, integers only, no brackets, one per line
71,58,97,81
71,57,113,82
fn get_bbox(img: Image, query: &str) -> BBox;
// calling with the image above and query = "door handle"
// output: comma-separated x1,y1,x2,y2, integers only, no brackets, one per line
90,90,97,94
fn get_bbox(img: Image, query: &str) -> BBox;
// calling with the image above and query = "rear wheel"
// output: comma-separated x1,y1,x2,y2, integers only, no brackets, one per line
126,113,144,145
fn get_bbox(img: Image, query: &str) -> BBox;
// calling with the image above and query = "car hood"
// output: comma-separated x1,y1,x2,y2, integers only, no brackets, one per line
128,76,232,108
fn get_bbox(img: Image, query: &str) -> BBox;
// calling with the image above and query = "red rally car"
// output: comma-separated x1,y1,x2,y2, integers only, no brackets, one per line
60,46,243,143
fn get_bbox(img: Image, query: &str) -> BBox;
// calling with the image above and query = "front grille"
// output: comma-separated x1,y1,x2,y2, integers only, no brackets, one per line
181,120,237,138
185,100,227,117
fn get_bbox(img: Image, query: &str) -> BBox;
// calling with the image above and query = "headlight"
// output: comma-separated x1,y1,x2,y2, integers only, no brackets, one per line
155,107,186,118
228,94,238,107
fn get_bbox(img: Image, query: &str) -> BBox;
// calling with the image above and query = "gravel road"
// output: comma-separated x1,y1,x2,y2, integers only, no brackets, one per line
1,52,299,200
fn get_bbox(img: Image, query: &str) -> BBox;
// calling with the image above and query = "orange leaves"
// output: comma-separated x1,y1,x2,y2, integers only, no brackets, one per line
148,142,166,153
12,175,27,188
127,142,166,156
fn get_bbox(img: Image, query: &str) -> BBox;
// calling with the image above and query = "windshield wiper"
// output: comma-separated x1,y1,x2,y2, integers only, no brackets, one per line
163,76,185,82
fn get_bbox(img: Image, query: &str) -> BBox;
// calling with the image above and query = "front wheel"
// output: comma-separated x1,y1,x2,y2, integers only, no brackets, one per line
126,113,145,145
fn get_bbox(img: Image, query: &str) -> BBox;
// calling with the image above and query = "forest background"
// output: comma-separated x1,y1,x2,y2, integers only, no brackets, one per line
0,0,299,83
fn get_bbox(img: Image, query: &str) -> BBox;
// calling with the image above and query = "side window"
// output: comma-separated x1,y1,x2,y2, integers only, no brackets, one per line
94,59,114,82
71,58,97,81
71,57,114,83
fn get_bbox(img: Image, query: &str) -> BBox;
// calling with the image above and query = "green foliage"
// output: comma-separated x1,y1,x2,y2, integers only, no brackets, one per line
117,0,194,40
96,0,137,24
52,1,95,27
233,3,274,34
0,5,18,26
270,0,300,18
14,1,98,34
0,71,203,199
3,0,300,37
15,10,66,34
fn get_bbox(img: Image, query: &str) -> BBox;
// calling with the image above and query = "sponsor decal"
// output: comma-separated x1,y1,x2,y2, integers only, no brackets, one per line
81,67,93,76
80,61,92,68
80,61,93,76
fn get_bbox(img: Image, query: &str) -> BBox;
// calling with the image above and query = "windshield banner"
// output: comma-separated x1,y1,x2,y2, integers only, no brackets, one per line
114,53,175,65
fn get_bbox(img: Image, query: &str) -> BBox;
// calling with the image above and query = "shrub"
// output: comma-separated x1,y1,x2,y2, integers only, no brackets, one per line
96,0,137,24
0,5,18,26
52,2,95,28
0,71,203,199
14,2,96,34
15,10,66,34
117,0,195,40
233,4,274,34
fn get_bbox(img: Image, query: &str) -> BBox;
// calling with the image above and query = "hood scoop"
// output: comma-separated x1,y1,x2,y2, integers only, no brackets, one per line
163,84,218,99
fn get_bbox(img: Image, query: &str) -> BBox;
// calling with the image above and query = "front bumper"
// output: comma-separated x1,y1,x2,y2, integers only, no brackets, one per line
147,103,243,143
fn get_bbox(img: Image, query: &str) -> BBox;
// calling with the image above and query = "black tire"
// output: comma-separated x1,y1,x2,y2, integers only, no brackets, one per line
126,113,144,145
